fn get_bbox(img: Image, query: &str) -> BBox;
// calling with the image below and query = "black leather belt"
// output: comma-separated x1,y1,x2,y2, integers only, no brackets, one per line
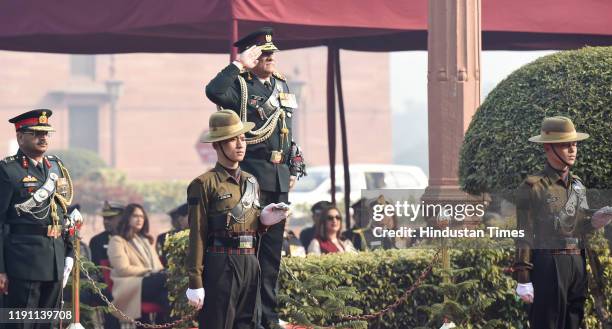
541,249,582,255
207,234,257,249
247,149,286,163
10,224,50,236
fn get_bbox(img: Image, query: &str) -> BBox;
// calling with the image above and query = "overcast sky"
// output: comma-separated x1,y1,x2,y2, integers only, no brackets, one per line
390,50,555,113
389,50,555,173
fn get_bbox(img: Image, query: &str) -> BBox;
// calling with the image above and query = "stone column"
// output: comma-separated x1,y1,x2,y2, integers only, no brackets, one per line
427,0,481,189
424,0,485,276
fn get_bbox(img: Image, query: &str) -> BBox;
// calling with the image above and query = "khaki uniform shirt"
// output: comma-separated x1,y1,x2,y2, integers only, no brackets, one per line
514,164,595,283
186,163,261,289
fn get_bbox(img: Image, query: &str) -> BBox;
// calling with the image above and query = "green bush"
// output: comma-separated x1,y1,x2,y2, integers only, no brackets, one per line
130,180,188,214
164,232,611,328
52,148,107,181
460,46,612,194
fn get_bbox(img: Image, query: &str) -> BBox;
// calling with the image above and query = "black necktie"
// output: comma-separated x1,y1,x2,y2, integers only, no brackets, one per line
264,80,272,91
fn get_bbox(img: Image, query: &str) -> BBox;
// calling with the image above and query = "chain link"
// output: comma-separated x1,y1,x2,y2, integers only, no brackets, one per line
341,249,440,322
78,260,196,328
281,249,441,325
80,248,439,328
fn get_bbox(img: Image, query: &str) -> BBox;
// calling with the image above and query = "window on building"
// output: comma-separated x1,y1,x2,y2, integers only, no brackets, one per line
70,55,96,80
69,106,99,152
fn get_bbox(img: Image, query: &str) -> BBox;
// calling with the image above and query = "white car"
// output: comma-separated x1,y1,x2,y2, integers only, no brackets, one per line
289,164,428,207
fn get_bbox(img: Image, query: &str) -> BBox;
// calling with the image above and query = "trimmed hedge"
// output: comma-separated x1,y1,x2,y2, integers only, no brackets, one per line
164,230,610,328
459,46,612,194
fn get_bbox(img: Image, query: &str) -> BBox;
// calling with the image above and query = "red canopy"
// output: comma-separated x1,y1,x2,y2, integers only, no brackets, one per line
0,0,610,53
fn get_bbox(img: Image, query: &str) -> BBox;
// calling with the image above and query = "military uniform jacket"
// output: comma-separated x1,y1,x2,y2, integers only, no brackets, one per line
90,230,112,266
0,150,73,281
514,164,595,283
205,64,296,193
186,163,262,289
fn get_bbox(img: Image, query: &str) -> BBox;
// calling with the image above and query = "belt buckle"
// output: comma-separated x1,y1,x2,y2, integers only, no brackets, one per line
47,225,62,238
270,151,283,164
564,238,579,249
238,235,254,249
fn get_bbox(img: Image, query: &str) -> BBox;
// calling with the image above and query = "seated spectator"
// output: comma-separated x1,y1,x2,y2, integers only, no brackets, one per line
347,196,399,251
108,204,169,322
156,203,188,267
307,205,357,255
299,200,332,248
90,201,125,266
282,213,306,257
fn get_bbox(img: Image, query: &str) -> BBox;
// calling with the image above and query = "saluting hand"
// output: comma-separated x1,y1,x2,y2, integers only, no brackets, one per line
0,273,8,295
237,45,263,70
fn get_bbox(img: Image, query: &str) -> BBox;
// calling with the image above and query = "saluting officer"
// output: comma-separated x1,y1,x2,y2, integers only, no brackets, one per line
185,110,289,329
514,116,612,329
205,27,306,328
0,110,75,329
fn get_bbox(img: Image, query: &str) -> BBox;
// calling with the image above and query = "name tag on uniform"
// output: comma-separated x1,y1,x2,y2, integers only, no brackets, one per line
239,235,254,249
279,93,298,108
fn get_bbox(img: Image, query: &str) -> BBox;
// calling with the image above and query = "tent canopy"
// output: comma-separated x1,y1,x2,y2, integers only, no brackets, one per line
0,0,611,54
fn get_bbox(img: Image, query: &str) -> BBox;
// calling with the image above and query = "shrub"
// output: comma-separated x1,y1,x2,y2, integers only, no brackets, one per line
460,46,612,194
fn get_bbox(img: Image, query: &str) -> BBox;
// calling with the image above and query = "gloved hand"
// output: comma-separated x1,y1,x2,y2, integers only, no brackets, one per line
261,203,291,226
516,282,534,303
186,288,205,309
592,206,612,229
62,257,74,288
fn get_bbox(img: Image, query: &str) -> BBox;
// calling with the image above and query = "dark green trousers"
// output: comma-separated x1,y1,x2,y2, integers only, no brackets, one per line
199,253,260,329
530,252,587,329
4,277,62,329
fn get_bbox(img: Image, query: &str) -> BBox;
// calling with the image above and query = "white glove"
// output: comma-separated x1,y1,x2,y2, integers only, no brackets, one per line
516,282,534,303
186,288,205,309
260,203,290,226
592,206,612,229
62,257,74,288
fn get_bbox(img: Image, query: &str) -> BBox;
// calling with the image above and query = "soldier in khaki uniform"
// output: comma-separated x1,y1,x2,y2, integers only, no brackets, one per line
185,110,289,329
514,116,612,329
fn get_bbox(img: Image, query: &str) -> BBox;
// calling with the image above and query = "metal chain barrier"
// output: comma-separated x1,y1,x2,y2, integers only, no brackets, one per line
281,249,441,325
80,249,439,328
78,260,197,329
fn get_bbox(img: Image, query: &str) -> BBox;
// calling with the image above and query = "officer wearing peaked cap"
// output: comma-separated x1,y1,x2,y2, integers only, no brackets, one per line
514,116,612,329
0,109,75,329
185,110,290,329
205,27,306,329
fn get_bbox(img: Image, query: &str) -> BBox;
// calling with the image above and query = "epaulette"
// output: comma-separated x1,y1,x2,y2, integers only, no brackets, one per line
524,175,544,186
46,155,63,165
570,173,582,182
272,71,286,81
0,156,15,165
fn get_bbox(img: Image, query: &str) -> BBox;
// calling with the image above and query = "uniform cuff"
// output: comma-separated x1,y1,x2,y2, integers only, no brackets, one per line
189,276,203,289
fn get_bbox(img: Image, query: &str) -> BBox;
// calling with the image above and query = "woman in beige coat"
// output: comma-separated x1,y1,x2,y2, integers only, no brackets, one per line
108,203,168,321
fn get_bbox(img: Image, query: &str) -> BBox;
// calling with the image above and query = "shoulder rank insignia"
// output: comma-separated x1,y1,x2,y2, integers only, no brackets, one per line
1,156,15,164
525,175,543,186
272,71,286,81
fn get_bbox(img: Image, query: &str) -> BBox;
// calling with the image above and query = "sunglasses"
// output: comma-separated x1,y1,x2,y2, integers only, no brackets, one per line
22,131,53,138
327,215,342,221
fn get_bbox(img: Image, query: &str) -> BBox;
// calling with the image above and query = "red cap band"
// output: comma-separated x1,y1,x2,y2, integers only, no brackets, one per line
14,118,40,130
